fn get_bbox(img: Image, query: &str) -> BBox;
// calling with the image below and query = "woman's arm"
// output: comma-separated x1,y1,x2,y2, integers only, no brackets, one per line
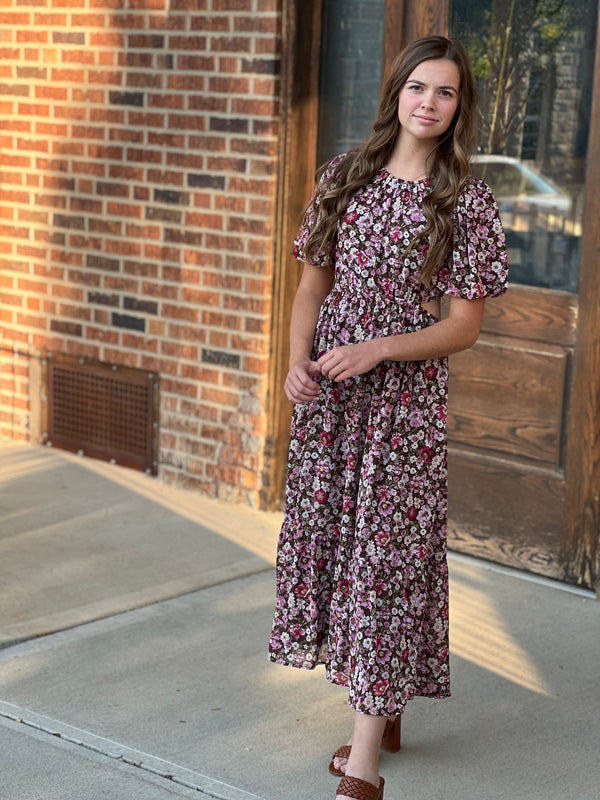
318,296,485,382
285,262,335,402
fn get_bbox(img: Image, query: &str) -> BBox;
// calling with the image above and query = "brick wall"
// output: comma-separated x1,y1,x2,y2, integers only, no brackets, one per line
0,0,281,507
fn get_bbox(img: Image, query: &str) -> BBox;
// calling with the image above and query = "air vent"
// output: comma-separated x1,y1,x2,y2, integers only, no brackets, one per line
45,353,159,474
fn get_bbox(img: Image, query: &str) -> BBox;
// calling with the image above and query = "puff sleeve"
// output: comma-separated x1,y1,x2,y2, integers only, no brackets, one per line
432,177,509,299
292,154,346,267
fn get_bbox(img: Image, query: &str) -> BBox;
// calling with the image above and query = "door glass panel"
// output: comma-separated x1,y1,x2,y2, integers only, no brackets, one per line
317,0,386,166
450,0,597,292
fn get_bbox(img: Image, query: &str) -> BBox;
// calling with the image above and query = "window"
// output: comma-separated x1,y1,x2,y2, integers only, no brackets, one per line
451,0,597,292
316,0,386,166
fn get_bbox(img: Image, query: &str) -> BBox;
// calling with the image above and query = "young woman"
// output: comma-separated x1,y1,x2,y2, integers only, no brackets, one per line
269,35,508,800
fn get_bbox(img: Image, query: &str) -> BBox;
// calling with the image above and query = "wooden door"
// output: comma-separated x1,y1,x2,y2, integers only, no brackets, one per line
446,0,599,592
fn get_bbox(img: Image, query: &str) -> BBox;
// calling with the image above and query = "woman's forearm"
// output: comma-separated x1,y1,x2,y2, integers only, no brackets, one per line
288,286,323,366
377,312,481,362
288,264,335,367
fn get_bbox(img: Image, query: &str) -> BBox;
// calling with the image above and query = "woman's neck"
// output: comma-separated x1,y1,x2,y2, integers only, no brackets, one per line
385,134,436,182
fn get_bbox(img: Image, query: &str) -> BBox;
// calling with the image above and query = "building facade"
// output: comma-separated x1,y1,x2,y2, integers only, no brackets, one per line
1,0,598,594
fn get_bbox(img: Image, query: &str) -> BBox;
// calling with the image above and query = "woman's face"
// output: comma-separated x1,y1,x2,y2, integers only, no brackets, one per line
397,58,461,143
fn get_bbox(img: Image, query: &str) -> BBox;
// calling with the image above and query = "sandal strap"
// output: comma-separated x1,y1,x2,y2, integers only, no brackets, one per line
331,744,352,761
336,775,384,800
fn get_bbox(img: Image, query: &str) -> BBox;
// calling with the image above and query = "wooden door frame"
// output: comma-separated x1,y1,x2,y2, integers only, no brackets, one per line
262,0,323,511
560,18,600,595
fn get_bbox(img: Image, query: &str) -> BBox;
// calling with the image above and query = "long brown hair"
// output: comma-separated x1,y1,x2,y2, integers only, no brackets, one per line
303,35,478,287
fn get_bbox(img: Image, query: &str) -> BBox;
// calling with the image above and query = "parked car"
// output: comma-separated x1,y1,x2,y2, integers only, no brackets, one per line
471,155,579,292
471,154,571,215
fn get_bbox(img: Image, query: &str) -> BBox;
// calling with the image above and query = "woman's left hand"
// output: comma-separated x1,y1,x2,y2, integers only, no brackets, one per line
317,341,380,382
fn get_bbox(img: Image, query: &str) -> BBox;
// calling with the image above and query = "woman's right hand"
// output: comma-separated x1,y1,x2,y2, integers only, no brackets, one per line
284,360,322,403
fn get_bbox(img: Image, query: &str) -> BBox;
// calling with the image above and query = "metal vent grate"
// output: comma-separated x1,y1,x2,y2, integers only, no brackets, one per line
45,353,159,474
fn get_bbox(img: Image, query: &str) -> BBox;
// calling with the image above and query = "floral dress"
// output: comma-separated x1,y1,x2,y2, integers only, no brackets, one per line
269,161,508,715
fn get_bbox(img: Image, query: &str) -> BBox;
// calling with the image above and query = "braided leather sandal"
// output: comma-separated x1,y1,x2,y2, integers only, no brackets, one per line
336,775,385,800
328,717,400,776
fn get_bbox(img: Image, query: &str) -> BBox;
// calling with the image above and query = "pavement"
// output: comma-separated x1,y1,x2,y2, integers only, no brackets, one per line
0,438,599,800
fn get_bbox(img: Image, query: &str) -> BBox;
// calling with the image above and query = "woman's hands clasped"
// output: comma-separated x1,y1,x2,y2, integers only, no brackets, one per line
318,341,380,383
285,342,381,404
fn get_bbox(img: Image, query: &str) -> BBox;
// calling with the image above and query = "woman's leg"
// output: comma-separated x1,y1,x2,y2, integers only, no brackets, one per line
336,711,386,799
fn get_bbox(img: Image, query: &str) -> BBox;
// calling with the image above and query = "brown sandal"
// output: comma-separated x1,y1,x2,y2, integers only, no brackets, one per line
328,717,400,777
336,775,384,800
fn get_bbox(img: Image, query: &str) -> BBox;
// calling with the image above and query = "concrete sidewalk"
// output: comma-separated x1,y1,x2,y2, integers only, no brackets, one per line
1,439,599,800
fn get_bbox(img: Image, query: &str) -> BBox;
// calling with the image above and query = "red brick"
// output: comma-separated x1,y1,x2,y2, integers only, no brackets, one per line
234,16,278,34
210,36,251,53
190,14,229,31
106,202,142,219
180,287,221,306
232,97,278,116
17,30,49,44
162,303,200,323
62,49,95,64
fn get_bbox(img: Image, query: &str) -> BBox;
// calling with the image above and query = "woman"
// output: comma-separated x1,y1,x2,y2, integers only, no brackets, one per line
269,35,508,800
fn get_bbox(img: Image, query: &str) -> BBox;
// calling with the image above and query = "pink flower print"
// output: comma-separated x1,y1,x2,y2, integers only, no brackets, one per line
375,531,390,547
378,500,394,517
320,431,333,447
343,495,354,512
416,545,427,560
390,227,402,242
290,625,304,640
295,584,309,598
400,390,412,406
366,423,375,440
407,506,418,521
338,579,350,596
345,210,358,223
424,365,437,381
408,410,423,428
391,432,403,448
347,454,357,468
373,680,389,696
402,648,409,663
357,251,368,266
420,446,433,463
315,488,328,504
316,557,327,570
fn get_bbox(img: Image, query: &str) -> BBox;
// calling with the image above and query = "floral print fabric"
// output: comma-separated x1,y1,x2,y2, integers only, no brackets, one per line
269,163,508,715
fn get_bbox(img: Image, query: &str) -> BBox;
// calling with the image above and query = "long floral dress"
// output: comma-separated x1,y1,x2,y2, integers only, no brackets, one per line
269,161,508,716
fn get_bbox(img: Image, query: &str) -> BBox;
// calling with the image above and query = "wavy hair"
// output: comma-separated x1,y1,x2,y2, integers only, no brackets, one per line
303,35,478,287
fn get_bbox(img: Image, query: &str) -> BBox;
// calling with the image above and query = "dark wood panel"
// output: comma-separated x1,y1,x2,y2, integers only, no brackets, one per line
481,285,577,347
382,0,406,77
448,447,564,580
448,334,569,465
403,0,449,41
560,20,600,594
